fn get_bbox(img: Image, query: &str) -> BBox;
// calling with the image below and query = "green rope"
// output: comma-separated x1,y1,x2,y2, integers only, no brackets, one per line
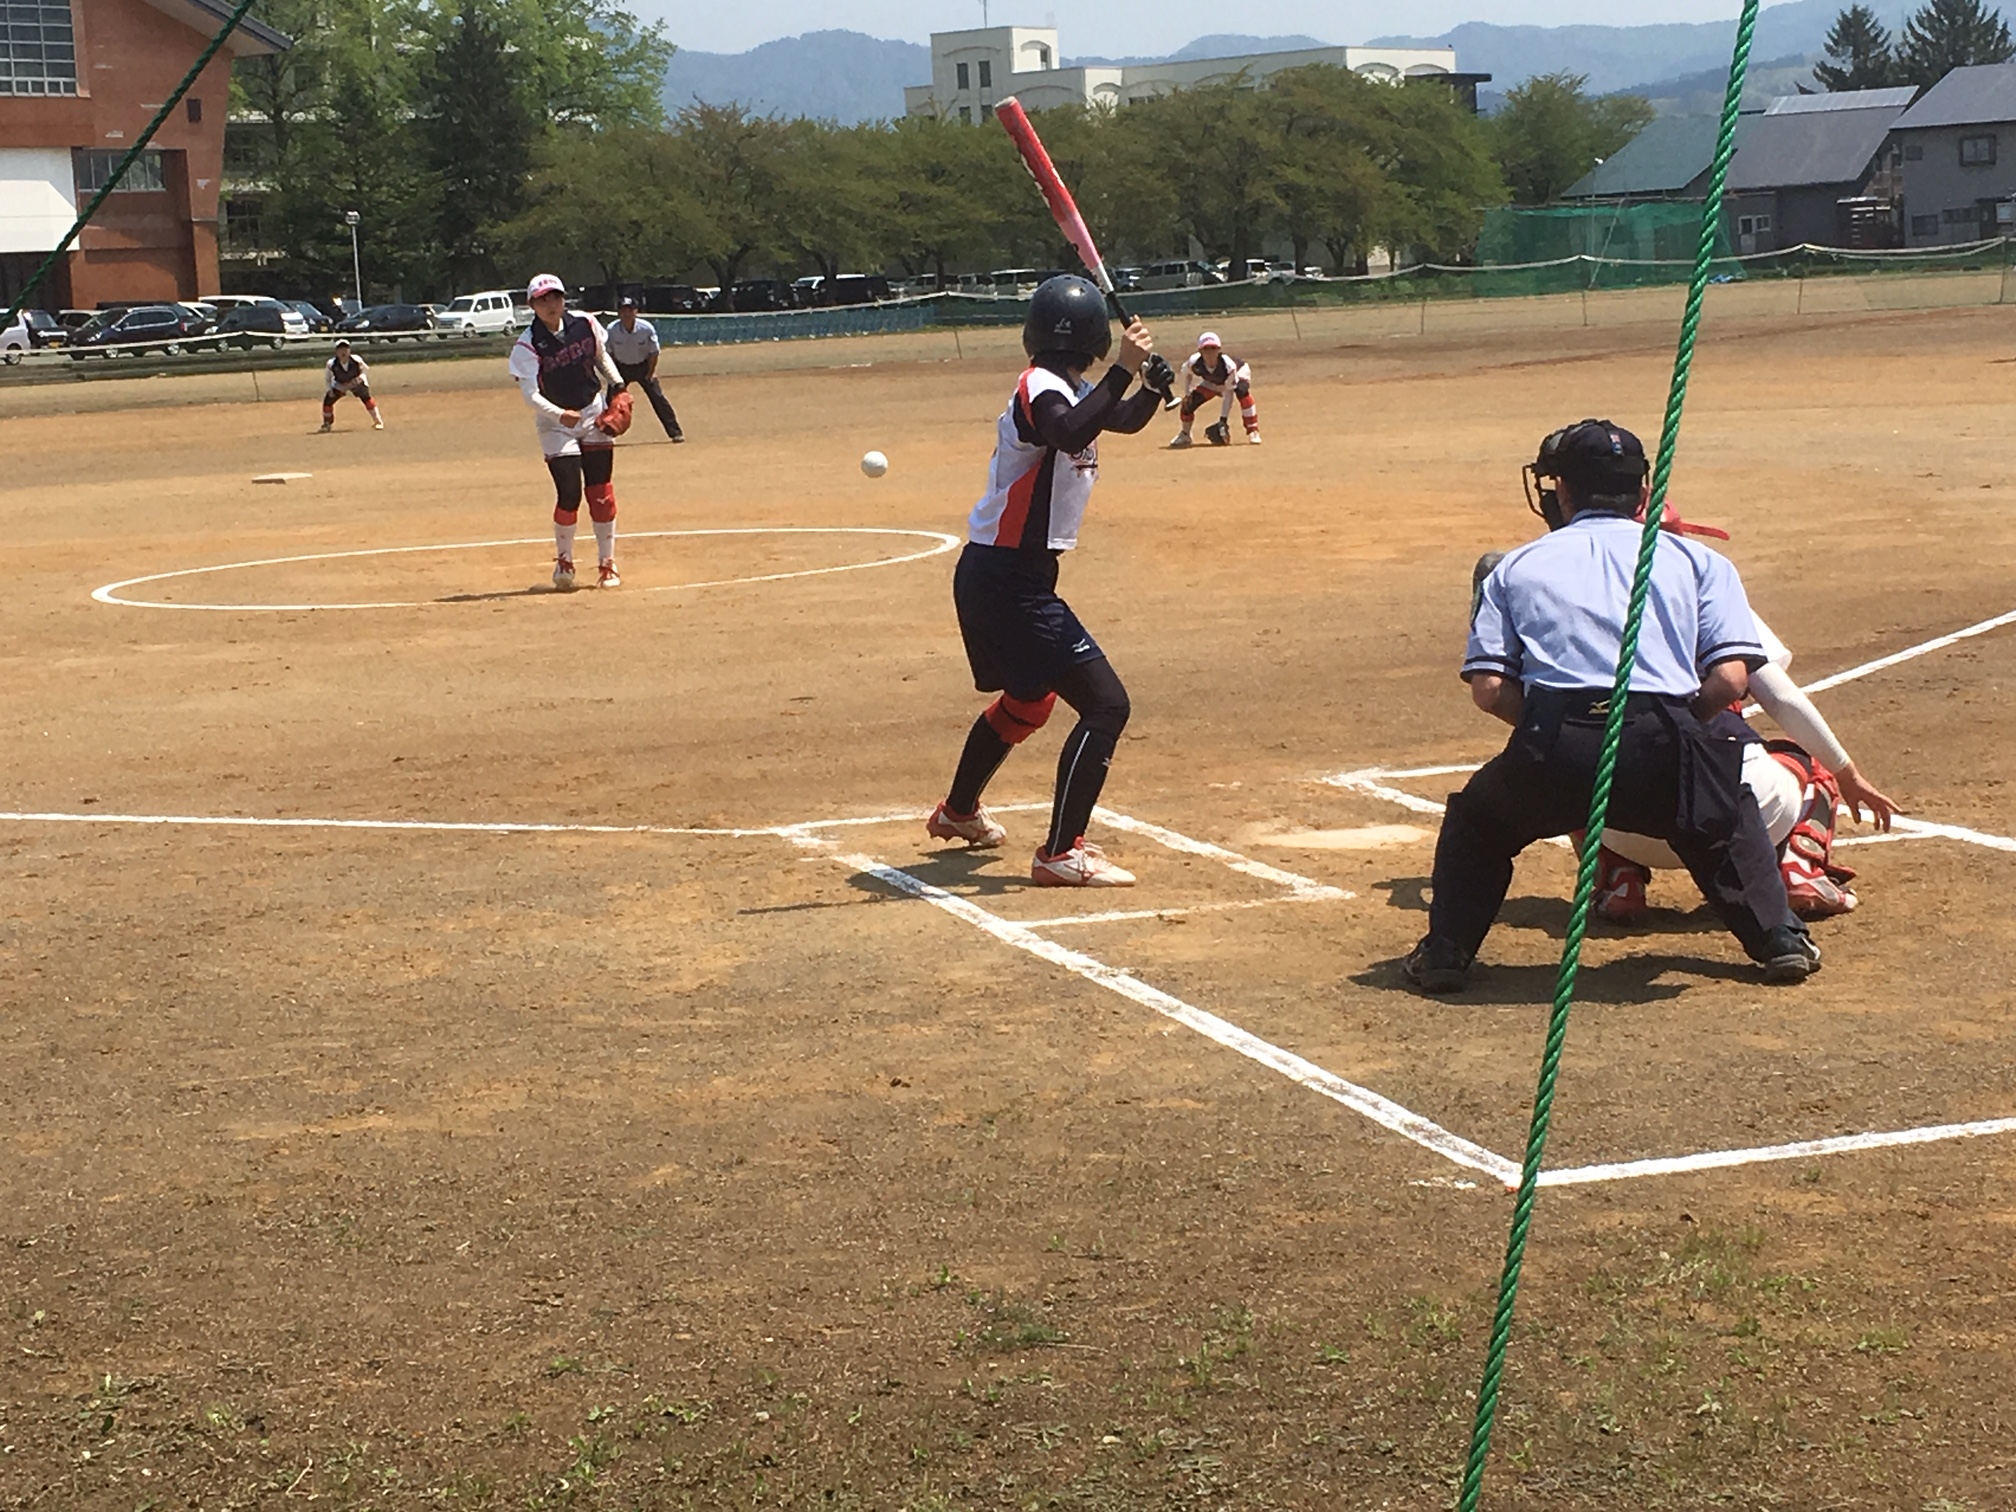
1,0,263,330
1453,4,1760,1508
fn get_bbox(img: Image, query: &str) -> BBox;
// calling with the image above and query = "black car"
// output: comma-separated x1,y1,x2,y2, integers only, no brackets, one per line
211,303,305,349
335,303,437,339
640,283,708,314
279,298,334,334
824,274,893,307
720,280,794,313
68,304,207,356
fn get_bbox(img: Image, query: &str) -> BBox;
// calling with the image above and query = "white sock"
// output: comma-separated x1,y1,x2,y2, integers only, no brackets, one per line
593,519,615,563
554,521,577,562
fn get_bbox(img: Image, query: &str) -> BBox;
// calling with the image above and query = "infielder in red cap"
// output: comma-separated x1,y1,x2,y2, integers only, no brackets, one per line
509,274,629,591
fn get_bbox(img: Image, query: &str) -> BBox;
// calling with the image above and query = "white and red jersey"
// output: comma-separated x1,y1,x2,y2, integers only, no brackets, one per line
509,311,624,458
1183,348,1249,394
324,352,369,391
966,366,1101,552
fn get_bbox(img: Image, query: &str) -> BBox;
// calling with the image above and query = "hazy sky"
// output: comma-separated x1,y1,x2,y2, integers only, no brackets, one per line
646,0,1763,58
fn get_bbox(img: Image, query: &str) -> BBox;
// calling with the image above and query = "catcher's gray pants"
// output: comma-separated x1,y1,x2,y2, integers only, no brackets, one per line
615,359,681,438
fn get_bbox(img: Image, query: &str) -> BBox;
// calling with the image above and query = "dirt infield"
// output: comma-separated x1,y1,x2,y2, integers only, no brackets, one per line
3,297,2015,1509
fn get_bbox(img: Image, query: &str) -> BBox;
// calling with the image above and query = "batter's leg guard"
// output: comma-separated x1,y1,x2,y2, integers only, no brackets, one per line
1769,742,1857,918
983,692,1058,745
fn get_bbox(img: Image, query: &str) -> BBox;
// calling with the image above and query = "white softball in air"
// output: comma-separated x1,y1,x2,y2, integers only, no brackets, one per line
860,450,889,478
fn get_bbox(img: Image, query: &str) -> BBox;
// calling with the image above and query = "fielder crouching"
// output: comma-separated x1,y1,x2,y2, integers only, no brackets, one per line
1405,419,1820,994
1169,331,1260,447
509,274,631,591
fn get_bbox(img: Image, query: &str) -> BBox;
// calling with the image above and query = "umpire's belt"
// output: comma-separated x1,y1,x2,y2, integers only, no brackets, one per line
1525,688,1689,722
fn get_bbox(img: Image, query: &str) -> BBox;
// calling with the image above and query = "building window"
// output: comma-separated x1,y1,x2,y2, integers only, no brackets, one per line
1737,213,1772,235
1904,143,1924,161
73,149,167,195
1911,213,1937,237
1959,134,1997,167
981,103,994,121
958,105,971,123
978,60,992,88
1,0,78,96
956,61,969,90
1035,45,1051,68
186,97,202,124
1941,206,1978,224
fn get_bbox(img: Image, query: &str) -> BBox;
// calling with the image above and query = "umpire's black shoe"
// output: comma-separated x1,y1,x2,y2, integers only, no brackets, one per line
1759,928,1822,985
1402,935,1472,995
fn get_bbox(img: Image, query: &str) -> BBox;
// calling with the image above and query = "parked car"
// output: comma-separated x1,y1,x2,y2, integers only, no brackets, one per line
1109,265,1145,292
336,302,438,339
68,303,208,356
178,301,219,333
435,290,523,337
1,309,65,362
204,294,279,312
721,280,795,312
640,283,708,314
56,308,98,333
211,302,310,348
791,275,825,306
278,298,333,334
825,273,893,306
1138,260,1225,290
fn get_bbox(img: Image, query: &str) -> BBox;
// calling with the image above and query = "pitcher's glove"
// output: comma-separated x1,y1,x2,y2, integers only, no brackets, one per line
596,390,634,437
1140,353,1177,407
1205,419,1231,446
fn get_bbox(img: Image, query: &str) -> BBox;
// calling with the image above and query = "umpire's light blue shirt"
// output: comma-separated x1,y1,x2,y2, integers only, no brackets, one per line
1466,512,1766,697
603,314,661,366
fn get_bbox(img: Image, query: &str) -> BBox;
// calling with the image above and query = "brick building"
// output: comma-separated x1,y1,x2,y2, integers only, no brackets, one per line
0,0,288,310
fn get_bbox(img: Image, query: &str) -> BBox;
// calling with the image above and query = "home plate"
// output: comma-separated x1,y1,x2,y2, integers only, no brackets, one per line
253,472,313,484
1246,824,1430,851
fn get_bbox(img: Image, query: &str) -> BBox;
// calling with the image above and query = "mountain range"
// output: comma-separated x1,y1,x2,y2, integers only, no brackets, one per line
658,3,1922,125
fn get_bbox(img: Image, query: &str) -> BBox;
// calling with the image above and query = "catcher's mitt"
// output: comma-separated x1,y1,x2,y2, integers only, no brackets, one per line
1205,419,1231,446
595,390,634,437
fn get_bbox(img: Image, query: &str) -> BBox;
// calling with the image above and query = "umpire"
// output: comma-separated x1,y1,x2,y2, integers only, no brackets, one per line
603,295,683,441
1405,419,1820,994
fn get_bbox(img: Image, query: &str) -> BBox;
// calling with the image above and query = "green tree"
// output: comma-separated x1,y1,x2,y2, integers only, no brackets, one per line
418,0,537,289
1377,77,1509,262
499,127,714,288
884,115,1007,283
1898,0,2014,87
772,121,895,280
484,0,671,129
1142,78,1282,275
1491,72,1654,205
1813,5,1902,89
675,102,793,286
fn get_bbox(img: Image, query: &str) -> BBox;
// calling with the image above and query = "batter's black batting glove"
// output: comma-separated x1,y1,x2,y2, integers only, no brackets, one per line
1140,352,1177,407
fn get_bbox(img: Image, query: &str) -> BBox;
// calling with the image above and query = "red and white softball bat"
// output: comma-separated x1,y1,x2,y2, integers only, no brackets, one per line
995,97,1131,320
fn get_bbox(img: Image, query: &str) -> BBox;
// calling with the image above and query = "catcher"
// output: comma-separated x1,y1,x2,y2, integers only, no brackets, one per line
319,340,383,432
508,273,633,590
1169,331,1260,447
1469,499,1898,925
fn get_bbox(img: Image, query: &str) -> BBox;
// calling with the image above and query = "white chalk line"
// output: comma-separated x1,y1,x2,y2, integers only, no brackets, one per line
90,528,960,612
1092,805,1351,902
0,809,778,839
836,851,1520,1186
1541,1117,2016,1188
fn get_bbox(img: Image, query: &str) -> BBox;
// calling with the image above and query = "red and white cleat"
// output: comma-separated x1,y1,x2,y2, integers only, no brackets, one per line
552,556,577,592
1593,846,1651,923
598,559,621,589
926,802,1006,849
1031,838,1135,888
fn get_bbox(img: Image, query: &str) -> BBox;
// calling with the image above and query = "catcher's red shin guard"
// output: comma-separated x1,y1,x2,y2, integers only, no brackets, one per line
585,482,617,523
1587,838,1651,924
982,692,1057,744
1769,742,1858,918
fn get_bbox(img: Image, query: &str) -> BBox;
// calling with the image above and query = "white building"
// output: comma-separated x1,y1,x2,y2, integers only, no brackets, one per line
903,27,1481,122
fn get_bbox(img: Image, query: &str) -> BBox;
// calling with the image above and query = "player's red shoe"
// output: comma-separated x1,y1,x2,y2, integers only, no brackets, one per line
1031,839,1135,888
926,802,1005,849
1593,846,1651,923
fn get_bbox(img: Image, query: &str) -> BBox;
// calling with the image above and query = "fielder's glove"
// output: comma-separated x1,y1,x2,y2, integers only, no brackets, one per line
1205,420,1231,446
595,390,634,437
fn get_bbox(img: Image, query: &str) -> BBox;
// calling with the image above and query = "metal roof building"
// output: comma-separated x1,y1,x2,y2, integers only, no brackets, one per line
1725,88,1917,251
1889,62,2016,245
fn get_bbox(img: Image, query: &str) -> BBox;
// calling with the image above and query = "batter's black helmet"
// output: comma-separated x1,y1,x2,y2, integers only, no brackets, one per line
1023,276,1111,364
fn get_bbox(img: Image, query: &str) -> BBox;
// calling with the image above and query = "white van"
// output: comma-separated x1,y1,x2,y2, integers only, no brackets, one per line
438,290,527,337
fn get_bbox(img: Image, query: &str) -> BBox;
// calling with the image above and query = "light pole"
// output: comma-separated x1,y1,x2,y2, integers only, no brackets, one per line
344,210,362,312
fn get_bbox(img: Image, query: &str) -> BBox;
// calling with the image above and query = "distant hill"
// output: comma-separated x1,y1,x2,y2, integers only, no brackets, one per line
1374,0,1915,100
660,30,926,124
659,7,1927,127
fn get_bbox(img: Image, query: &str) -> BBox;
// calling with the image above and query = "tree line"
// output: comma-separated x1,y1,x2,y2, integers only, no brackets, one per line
228,2,1663,300
1815,0,2013,90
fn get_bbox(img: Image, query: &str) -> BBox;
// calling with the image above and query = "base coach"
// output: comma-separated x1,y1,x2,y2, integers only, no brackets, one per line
1404,419,1821,994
